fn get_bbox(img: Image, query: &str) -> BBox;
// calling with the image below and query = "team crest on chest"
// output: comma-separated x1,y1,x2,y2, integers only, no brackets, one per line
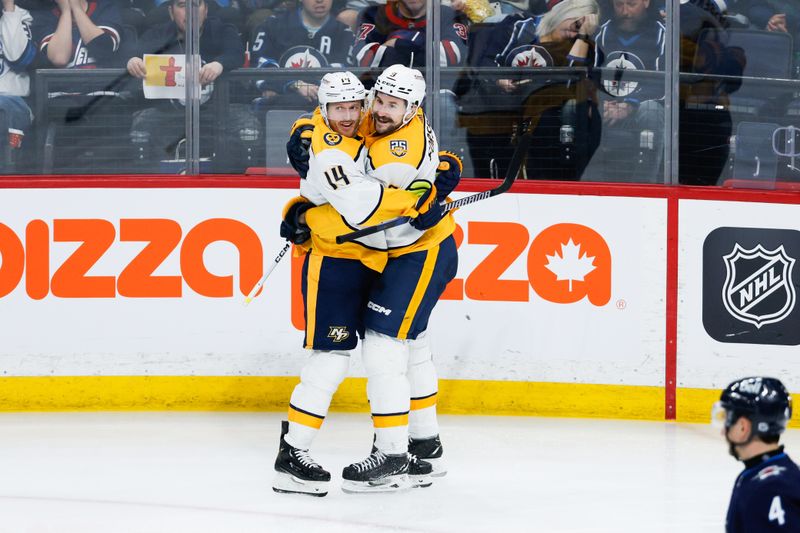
390,140,408,157
324,132,342,146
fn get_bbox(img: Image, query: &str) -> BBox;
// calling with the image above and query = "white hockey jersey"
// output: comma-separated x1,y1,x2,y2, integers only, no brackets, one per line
361,108,455,254
0,6,35,97
300,109,428,272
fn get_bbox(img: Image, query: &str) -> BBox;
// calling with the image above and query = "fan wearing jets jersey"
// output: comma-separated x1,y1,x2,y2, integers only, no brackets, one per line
250,0,353,111
272,71,439,497
589,0,665,182
286,65,462,491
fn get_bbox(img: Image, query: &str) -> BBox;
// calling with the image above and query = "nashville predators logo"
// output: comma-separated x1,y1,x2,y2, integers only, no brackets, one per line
324,132,342,146
390,140,408,157
327,326,350,343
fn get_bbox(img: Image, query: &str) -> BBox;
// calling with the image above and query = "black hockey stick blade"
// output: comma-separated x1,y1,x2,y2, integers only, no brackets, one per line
336,127,531,245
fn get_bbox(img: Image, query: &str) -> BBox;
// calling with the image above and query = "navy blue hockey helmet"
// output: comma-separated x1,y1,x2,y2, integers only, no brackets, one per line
715,377,792,437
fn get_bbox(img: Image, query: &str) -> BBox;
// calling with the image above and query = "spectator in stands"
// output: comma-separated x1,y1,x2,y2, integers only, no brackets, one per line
126,0,260,171
574,0,666,182
32,0,123,68
458,0,599,178
351,0,468,68
679,0,745,185
0,0,36,154
250,0,352,112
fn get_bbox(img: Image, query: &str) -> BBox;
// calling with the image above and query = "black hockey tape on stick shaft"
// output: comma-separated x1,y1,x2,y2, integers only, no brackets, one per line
335,130,531,244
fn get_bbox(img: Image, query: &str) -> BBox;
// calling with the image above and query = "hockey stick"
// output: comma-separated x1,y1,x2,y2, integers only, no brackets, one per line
336,127,532,244
243,241,291,306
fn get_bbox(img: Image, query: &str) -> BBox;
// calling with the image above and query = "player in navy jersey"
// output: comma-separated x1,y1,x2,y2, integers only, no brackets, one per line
351,0,467,68
713,376,800,532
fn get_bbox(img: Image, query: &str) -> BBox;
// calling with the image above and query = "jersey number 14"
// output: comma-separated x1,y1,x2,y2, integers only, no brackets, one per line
325,166,350,190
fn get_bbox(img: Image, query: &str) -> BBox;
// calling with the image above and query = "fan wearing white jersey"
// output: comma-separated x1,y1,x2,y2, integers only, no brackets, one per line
289,65,462,491
272,71,438,497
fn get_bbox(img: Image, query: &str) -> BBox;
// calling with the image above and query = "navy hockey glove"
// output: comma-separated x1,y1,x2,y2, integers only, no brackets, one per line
286,116,314,178
280,196,314,244
409,184,445,231
434,151,463,201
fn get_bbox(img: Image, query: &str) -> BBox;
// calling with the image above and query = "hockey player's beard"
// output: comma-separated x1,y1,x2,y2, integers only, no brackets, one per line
373,114,401,135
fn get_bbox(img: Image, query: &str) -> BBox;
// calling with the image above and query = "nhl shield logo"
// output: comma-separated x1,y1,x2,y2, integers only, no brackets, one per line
722,243,796,329
390,140,408,157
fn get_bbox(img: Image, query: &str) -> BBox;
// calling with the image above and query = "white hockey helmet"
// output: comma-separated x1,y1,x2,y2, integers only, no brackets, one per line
371,64,426,127
318,71,367,128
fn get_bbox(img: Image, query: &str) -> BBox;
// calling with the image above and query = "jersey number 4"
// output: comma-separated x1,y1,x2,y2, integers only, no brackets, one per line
769,495,786,526
325,166,350,189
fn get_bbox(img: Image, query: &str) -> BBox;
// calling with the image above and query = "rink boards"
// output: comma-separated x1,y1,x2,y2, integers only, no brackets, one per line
0,178,798,425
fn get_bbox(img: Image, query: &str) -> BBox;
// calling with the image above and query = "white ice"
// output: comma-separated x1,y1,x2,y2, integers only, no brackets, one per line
1,412,796,532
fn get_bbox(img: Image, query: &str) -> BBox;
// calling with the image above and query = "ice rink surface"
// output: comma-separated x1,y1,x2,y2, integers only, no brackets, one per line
1,411,797,533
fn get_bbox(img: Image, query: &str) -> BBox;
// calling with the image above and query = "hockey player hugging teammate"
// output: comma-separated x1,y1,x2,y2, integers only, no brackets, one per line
272,69,459,496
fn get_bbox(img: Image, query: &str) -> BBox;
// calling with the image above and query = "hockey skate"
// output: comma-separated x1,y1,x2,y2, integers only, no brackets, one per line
272,421,330,497
409,435,446,477
368,438,433,488
341,450,413,493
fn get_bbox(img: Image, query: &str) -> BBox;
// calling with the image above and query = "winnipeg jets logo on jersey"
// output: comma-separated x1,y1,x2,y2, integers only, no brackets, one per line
756,465,787,481
602,51,645,97
327,326,350,342
722,243,796,329
279,46,328,68
505,45,553,68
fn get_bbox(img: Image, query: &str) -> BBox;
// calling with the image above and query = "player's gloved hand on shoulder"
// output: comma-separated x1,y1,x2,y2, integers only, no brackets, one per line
280,196,314,244
410,184,445,231
286,116,315,178
435,151,463,202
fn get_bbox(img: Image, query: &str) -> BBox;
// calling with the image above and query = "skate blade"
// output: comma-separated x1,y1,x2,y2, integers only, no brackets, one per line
425,457,447,477
272,471,329,497
410,474,433,488
341,474,411,494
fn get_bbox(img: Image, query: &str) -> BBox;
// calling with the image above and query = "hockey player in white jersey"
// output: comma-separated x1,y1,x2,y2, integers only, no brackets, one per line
340,65,459,489
273,71,438,497
286,65,462,491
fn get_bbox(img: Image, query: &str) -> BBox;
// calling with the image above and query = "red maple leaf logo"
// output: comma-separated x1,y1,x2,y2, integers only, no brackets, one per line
290,59,307,68
515,55,530,67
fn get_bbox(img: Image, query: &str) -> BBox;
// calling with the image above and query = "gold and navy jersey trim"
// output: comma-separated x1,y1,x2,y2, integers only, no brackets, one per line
288,403,325,429
356,185,384,226
410,392,438,411
371,410,410,428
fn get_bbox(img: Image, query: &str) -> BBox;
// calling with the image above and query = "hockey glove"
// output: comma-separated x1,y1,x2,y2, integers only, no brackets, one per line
280,196,314,244
286,116,315,178
409,184,445,231
434,151,463,202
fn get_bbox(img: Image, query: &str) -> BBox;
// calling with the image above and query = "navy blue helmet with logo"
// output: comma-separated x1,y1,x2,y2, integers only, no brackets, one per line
719,377,792,437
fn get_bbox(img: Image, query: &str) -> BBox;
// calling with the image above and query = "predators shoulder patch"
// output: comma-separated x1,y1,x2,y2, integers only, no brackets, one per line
324,132,342,146
390,140,408,157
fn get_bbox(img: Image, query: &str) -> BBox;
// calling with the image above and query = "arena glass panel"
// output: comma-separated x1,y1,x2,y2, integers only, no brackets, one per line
678,0,800,188
433,0,668,183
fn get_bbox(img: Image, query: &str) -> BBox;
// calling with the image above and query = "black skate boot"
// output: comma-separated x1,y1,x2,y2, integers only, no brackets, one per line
408,453,434,488
272,421,330,497
368,436,433,489
341,449,411,493
409,435,446,477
